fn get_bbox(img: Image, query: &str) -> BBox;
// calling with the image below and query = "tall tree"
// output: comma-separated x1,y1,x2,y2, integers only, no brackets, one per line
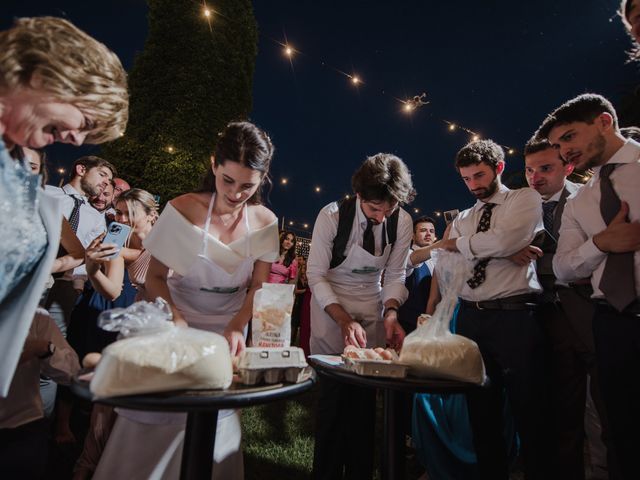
102,0,258,202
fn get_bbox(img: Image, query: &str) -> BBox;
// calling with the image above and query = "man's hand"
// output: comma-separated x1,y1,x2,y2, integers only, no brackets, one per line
383,310,405,350
593,202,640,253
339,319,367,348
507,245,543,266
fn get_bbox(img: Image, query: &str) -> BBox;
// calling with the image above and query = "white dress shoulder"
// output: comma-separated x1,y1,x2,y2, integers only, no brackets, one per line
143,203,279,275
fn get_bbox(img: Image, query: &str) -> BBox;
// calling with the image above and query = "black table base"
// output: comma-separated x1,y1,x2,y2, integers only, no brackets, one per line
181,411,218,480
308,356,480,480
72,374,315,480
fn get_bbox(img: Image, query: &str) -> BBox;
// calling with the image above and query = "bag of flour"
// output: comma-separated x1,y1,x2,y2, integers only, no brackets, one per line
252,283,295,348
399,251,486,385
90,299,233,398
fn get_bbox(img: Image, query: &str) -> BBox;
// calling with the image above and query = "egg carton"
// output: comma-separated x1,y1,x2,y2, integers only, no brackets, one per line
236,347,309,385
237,365,312,385
342,356,408,379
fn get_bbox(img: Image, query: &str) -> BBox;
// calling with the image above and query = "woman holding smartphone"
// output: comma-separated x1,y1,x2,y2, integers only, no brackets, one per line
93,121,279,480
67,189,158,360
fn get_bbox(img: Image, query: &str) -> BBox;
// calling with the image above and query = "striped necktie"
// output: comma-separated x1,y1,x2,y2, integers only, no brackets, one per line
68,195,84,233
467,203,495,289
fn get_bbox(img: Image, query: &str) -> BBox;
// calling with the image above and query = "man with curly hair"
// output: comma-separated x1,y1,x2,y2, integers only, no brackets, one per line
437,139,549,479
308,153,415,480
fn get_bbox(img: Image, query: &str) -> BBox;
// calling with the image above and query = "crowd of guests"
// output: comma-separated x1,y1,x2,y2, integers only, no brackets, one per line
1,3,640,480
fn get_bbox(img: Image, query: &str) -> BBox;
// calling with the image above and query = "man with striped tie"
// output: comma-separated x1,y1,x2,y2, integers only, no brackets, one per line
437,139,548,480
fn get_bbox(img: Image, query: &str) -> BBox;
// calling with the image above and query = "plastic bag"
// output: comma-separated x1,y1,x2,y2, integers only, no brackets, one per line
90,298,233,397
252,283,295,348
399,251,486,385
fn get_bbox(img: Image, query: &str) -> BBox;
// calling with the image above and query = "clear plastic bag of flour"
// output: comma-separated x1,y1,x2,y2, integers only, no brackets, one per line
90,298,233,397
399,251,486,385
252,283,295,348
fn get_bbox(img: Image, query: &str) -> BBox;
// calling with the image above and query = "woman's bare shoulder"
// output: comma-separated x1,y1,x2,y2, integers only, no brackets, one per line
248,204,278,229
169,193,210,226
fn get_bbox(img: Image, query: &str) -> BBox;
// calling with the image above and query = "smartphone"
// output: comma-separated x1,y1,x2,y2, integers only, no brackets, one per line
443,209,459,224
102,221,131,259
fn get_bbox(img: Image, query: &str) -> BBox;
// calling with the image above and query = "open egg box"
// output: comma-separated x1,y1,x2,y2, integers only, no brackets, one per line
236,347,310,385
342,356,408,379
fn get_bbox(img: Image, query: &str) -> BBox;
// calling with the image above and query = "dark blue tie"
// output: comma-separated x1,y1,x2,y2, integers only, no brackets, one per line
542,201,558,234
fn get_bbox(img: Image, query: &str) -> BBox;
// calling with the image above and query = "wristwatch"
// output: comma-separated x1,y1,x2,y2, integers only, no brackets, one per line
38,341,56,359
383,306,399,317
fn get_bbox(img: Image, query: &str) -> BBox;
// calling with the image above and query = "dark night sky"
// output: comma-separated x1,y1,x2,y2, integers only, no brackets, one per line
3,0,636,234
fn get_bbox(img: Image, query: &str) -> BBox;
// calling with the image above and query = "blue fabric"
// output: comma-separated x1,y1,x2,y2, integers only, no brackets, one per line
411,303,518,478
0,139,47,305
399,262,433,333
67,270,138,360
413,262,431,284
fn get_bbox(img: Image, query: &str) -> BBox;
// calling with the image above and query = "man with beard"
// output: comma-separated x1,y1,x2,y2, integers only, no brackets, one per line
537,93,640,480
398,216,438,334
307,153,414,480
437,139,548,479
44,155,115,330
90,179,116,223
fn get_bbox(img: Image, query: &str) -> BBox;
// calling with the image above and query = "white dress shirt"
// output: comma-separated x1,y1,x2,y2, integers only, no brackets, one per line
450,184,543,301
307,198,413,310
44,184,106,280
553,139,640,299
405,245,435,277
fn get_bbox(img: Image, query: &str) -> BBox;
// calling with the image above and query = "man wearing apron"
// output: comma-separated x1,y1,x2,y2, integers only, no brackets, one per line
307,153,415,480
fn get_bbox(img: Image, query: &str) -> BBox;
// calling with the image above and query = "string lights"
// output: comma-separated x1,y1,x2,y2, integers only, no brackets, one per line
196,5,520,234
271,34,518,153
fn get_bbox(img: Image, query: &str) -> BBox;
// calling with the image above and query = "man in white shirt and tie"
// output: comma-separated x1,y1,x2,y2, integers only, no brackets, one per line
538,93,640,480
307,153,414,480
437,139,549,480
522,136,613,479
44,155,115,330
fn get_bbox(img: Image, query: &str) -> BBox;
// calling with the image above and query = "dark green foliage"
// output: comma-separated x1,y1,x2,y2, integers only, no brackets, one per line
101,0,258,203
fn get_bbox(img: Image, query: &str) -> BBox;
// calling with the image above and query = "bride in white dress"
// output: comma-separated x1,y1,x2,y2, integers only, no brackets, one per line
94,121,280,480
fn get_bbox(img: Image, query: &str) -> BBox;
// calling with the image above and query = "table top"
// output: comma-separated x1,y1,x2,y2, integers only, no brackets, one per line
71,372,316,412
308,356,479,394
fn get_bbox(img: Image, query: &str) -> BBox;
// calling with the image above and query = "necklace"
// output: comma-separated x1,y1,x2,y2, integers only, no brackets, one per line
214,210,240,227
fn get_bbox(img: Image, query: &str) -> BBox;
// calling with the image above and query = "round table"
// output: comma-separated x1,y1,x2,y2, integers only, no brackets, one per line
71,373,315,480
308,356,480,480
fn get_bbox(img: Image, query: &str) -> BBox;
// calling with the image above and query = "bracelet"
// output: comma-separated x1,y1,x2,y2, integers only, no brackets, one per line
383,306,398,317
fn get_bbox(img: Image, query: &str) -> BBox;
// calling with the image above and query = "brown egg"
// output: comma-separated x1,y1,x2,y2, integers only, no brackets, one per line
82,352,102,369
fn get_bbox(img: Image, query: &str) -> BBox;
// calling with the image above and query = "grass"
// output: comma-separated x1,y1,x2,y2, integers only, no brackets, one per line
242,391,315,479
241,388,426,480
